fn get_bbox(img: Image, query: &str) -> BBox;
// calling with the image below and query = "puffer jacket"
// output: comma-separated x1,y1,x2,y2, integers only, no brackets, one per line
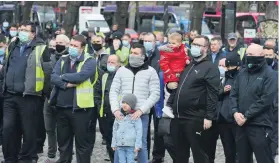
159,44,190,83
111,113,142,149
109,63,160,114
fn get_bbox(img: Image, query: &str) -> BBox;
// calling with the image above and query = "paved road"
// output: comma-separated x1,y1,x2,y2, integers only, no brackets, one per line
0,131,277,163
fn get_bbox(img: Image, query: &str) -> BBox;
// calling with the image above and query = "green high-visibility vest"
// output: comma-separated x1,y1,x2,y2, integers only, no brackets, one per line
61,53,99,108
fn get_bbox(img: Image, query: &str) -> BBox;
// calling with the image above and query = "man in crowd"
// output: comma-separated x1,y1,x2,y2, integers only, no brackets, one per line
155,32,165,47
110,43,160,163
92,35,109,72
122,34,131,49
96,55,121,162
264,46,278,71
170,35,220,163
1,21,51,163
105,23,120,47
230,44,277,163
223,33,246,61
43,34,70,163
209,37,226,66
50,35,98,163
185,29,199,48
8,23,18,43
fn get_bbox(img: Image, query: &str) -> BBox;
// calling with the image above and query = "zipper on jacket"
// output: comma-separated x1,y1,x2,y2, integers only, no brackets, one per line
132,76,135,93
176,64,194,118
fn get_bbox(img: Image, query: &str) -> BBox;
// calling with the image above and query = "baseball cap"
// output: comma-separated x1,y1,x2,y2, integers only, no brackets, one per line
228,33,237,40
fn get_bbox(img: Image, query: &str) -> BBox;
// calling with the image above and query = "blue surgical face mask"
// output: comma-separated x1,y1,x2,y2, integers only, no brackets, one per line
3,22,9,28
122,40,130,47
107,65,117,72
219,66,226,78
155,41,161,46
144,41,154,52
190,46,202,58
0,47,5,56
68,47,79,58
10,31,18,37
18,31,30,43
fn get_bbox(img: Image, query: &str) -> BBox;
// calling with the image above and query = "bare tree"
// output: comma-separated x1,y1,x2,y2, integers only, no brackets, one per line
135,1,140,32
22,1,33,22
190,2,206,34
115,1,130,34
62,1,82,38
163,1,169,34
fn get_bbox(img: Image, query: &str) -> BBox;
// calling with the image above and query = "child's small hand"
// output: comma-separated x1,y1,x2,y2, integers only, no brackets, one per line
112,147,116,151
134,148,140,152
186,60,190,65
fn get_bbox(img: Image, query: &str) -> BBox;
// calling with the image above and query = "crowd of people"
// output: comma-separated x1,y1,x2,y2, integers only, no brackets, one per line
0,20,277,163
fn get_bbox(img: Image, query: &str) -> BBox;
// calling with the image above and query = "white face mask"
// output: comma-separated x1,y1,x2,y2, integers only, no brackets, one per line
219,66,226,78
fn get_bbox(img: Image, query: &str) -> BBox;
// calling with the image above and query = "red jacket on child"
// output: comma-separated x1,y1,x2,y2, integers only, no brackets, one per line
159,44,190,83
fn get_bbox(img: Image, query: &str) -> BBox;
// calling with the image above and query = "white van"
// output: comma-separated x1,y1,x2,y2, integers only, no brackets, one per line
78,6,110,34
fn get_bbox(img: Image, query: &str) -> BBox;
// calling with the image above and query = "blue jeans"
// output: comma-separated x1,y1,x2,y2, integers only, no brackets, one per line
117,147,134,163
114,114,149,163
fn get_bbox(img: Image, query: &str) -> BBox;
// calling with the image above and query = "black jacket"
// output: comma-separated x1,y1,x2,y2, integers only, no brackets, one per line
3,37,50,94
172,56,220,121
145,46,160,73
208,50,226,67
217,71,239,123
230,63,277,128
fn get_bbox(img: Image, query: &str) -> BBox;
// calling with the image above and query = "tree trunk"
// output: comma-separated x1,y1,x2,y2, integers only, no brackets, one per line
115,1,130,34
265,2,278,20
22,1,33,22
62,1,82,38
190,2,206,34
136,1,140,32
163,1,169,34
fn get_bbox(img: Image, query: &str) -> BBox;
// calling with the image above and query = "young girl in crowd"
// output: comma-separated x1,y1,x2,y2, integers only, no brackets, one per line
159,32,190,118
111,94,142,163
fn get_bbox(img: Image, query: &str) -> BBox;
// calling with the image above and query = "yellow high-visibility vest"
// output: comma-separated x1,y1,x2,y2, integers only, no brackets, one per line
61,53,99,108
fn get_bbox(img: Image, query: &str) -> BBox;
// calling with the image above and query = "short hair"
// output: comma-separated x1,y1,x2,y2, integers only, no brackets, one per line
265,39,276,48
56,34,70,44
20,21,36,33
195,35,210,47
263,46,275,53
190,29,199,35
168,32,182,42
131,43,146,56
156,32,164,38
144,32,156,40
251,38,261,45
0,34,6,44
211,37,223,47
123,33,131,39
109,54,121,64
72,35,87,47
9,23,18,29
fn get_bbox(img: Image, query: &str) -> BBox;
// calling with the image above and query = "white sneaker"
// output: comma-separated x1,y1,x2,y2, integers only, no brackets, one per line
162,106,174,118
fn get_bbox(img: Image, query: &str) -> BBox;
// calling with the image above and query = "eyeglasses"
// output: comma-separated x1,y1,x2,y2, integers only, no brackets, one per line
191,43,206,47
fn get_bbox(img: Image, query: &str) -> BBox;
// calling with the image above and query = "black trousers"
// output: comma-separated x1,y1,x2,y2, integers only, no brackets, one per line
202,121,219,163
36,98,46,152
171,118,209,163
98,114,106,140
218,123,237,163
236,125,274,163
0,98,3,145
103,111,115,163
56,107,97,163
3,93,40,163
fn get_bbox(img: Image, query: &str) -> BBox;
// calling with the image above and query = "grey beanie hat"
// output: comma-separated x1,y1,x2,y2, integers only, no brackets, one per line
122,94,137,109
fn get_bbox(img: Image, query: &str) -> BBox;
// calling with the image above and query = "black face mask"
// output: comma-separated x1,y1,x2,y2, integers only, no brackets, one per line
56,44,66,53
139,39,144,45
48,48,55,54
246,56,265,72
265,58,274,66
225,68,238,78
92,43,103,51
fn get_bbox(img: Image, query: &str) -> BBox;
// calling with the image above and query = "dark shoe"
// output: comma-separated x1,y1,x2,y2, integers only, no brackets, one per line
104,158,110,161
152,158,164,163
102,139,106,145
